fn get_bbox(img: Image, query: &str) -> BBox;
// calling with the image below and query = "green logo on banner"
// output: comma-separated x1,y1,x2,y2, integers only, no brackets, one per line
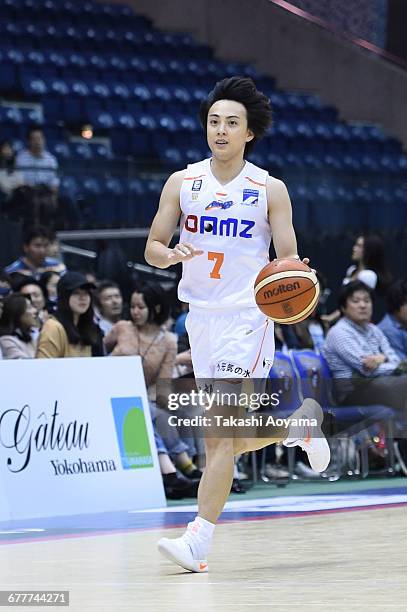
111,398,153,469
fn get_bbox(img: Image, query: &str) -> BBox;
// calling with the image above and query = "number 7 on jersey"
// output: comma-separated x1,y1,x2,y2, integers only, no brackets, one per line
208,251,224,279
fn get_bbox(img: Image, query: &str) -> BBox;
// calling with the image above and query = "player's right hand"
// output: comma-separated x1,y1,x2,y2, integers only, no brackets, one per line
167,242,204,265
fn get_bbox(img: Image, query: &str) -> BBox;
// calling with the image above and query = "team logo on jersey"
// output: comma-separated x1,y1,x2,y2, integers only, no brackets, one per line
242,189,259,207
205,200,234,211
184,214,255,238
192,179,202,191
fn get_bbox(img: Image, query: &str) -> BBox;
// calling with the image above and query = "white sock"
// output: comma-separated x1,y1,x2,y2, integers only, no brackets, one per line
183,515,215,559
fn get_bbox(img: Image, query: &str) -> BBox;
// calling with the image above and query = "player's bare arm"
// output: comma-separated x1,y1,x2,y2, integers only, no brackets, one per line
145,169,203,269
267,177,309,264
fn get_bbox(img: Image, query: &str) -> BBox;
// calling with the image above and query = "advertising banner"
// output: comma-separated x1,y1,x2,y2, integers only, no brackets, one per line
0,356,165,521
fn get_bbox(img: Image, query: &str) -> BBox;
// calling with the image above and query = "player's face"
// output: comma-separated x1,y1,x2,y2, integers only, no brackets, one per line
130,293,149,327
206,100,254,161
342,290,372,325
352,236,364,262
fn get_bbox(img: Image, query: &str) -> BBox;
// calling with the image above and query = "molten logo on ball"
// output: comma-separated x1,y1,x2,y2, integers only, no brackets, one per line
263,281,300,299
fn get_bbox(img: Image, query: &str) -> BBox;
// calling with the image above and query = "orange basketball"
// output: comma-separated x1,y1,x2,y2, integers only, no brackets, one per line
254,259,320,324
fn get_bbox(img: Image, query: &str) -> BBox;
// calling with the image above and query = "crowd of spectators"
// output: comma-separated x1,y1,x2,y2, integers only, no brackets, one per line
0,127,81,230
1,225,407,494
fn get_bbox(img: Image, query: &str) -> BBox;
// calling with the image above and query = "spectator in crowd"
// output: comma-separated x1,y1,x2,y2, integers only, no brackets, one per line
94,280,124,336
39,271,60,312
323,281,407,471
323,233,392,325
36,271,103,358
0,271,13,319
104,283,202,485
14,127,60,226
173,302,189,337
5,225,66,281
15,127,59,193
343,233,392,292
0,293,37,358
0,140,24,201
16,278,48,328
379,279,407,361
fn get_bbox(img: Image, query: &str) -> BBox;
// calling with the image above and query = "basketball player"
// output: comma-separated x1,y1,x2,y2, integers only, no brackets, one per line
145,77,330,572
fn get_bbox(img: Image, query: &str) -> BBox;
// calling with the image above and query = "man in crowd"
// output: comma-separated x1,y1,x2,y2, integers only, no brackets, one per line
5,226,66,282
95,280,124,336
379,279,407,361
16,127,59,192
323,280,407,471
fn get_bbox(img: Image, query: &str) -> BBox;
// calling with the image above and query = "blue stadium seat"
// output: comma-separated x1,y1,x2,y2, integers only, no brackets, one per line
50,142,70,161
71,142,94,160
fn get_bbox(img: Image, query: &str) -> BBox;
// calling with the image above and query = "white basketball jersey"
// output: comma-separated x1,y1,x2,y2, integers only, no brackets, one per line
178,158,271,308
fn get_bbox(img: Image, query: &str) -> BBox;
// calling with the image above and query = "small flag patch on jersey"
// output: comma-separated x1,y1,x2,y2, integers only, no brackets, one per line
242,189,259,206
192,179,202,191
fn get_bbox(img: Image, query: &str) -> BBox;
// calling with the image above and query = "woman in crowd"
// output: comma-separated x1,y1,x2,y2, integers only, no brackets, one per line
15,277,48,329
0,293,37,358
343,233,392,293
39,270,60,313
323,233,392,325
104,283,201,498
0,140,24,202
36,271,103,358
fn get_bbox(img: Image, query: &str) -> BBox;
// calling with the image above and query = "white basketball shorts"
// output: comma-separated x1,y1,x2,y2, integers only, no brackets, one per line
185,306,275,382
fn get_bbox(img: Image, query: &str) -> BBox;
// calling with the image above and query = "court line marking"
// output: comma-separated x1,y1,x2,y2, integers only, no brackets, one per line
0,501,406,546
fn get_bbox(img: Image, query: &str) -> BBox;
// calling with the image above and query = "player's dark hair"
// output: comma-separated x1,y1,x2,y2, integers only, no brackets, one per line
338,281,374,312
385,278,407,314
131,283,170,326
199,76,272,153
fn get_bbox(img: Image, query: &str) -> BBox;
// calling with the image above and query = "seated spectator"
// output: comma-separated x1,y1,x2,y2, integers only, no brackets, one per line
105,283,202,480
5,225,66,282
36,271,103,358
94,280,123,336
323,281,407,471
0,293,37,358
0,140,24,200
39,271,60,313
379,279,407,361
16,277,48,328
14,127,60,226
0,271,13,318
15,127,59,192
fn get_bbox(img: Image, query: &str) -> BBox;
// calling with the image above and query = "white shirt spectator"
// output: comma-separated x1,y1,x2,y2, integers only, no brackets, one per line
15,149,60,189
343,265,377,290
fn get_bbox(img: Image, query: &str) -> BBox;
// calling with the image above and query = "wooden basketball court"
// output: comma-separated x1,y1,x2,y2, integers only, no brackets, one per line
1,484,407,611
